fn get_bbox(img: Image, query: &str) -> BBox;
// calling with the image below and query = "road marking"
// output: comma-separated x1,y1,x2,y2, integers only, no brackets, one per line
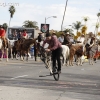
11,75,28,80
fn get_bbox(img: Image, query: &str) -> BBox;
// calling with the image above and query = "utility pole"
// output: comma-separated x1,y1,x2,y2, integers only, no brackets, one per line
61,0,68,32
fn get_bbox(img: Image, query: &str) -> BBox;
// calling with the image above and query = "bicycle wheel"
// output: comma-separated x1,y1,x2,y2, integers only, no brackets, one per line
53,67,60,81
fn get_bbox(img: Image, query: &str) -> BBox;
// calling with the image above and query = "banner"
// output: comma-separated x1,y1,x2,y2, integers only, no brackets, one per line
41,24,49,33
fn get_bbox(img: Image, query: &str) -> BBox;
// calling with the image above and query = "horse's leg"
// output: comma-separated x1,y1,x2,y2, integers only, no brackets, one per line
16,51,18,60
20,51,23,61
6,48,8,62
11,48,14,60
91,55,94,65
26,51,28,61
69,54,71,66
89,56,92,65
69,56,73,66
75,55,78,65
62,53,65,66
89,58,91,65
80,56,83,66
77,57,79,66
0,50,3,61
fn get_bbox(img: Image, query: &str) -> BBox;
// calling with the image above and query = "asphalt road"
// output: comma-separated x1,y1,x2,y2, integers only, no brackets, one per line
0,58,100,100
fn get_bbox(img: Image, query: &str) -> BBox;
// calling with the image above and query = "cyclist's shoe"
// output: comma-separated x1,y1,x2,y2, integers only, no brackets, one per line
52,68,56,73
58,70,61,74
50,72,53,75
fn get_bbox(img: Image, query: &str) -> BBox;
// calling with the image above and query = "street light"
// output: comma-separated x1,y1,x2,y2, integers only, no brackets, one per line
44,16,57,35
45,16,57,25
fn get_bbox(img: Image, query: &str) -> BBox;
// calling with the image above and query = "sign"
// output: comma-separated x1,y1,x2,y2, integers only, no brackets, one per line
41,24,49,33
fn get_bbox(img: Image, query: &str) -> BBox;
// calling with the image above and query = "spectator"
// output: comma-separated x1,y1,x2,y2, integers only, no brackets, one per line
30,45,34,59
22,29,28,39
17,29,22,40
77,34,85,44
58,33,64,44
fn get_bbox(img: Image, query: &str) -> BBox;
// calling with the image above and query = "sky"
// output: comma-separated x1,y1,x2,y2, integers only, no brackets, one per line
0,0,100,34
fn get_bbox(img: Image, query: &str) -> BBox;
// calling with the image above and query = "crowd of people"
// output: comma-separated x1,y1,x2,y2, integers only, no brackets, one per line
11,29,28,40
0,25,100,74
36,31,100,74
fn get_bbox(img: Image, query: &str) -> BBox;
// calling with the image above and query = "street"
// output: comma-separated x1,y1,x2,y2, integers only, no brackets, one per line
0,58,100,100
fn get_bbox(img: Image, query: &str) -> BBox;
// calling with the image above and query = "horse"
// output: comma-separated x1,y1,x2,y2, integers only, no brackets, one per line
0,38,9,61
61,45,70,66
11,41,18,60
67,43,85,66
38,44,70,66
62,34,86,66
88,45,98,65
14,38,37,61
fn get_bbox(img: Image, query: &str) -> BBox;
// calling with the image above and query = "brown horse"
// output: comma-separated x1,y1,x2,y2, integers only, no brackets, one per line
68,43,85,66
14,38,37,61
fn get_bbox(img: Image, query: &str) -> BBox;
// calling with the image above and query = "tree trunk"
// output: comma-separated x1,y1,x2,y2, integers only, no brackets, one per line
9,17,11,27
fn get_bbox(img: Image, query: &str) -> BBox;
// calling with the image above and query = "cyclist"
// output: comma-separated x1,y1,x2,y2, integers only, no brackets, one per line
42,33,62,74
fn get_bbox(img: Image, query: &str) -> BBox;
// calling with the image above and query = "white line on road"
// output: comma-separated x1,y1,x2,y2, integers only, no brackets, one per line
11,75,28,80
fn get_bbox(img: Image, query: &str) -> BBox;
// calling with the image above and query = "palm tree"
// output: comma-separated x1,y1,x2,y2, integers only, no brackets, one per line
72,21,83,33
95,22,100,36
94,12,100,35
23,20,39,29
97,12,100,23
81,17,89,39
82,16,89,25
2,23,8,31
8,6,15,26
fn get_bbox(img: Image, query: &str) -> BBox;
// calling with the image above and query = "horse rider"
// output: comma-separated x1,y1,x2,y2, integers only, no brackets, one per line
22,29,28,39
0,25,6,48
37,32,43,47
62,32,70,45
77,34,85,44
36,32,44,56
17,29,22,40
85,32,95,58
42,33,62,74
58,33,64,44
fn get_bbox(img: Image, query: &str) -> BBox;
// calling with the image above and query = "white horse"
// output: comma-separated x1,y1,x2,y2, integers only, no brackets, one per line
0,38,8,61
61,45,70,66
89,45,98,65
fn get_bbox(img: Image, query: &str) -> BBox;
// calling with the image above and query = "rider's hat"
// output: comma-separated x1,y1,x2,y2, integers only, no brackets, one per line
0,25,3,28
46,33,51,37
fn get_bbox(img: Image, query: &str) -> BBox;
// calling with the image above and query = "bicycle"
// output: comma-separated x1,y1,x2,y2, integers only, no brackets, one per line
39,46,60,81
